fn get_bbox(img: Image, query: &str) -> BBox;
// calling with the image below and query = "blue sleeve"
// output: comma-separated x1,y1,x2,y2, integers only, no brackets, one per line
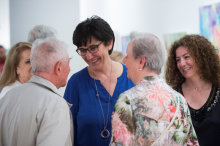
64,77,78,146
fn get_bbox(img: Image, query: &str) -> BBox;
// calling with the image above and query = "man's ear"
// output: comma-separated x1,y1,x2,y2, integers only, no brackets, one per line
54,61,62,75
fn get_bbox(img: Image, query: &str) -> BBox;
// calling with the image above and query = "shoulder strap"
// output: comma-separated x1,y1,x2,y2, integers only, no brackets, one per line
151,96,180,146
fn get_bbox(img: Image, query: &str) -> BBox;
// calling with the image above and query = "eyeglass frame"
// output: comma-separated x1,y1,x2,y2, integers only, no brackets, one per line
76,42,102,56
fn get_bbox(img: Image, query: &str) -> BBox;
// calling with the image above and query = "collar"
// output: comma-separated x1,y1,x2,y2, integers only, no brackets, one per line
45,79,59,93
15,80,22,85
27,75,62,97
137,75,161,85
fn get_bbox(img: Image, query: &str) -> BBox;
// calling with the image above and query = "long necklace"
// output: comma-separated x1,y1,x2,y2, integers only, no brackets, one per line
93,61,112,139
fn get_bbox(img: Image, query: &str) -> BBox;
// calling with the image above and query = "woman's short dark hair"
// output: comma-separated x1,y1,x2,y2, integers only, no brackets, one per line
165,34,220,87
73,15,115,55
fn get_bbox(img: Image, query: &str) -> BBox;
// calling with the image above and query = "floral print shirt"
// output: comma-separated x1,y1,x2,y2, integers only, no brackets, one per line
110,76,199,146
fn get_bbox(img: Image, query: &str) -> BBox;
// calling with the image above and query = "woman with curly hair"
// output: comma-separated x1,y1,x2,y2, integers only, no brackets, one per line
165,34,220,146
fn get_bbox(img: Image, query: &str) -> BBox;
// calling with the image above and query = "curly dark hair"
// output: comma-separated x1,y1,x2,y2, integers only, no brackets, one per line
165,34,220,87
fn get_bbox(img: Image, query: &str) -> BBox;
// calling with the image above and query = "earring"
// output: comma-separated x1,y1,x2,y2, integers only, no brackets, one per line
139,68,142,71
17,72,19,75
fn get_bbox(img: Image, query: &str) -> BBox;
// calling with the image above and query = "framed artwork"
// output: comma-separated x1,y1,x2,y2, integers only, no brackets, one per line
121,36,130,55
163,32,186,52
200,2,220,50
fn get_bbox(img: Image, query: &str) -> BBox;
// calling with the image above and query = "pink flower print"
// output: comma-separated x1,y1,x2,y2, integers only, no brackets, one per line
148,85,170,107
112,112,131,145
166,104,176,120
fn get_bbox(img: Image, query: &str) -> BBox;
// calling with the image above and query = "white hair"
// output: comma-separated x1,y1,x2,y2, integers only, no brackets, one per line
130,31,167,74
27,25,57,43
31,37,69,73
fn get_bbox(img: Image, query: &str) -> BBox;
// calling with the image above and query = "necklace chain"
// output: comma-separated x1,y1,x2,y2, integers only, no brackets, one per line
93,61,112,137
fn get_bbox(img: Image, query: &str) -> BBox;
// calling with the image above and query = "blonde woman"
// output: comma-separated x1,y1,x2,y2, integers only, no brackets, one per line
0,42,32,99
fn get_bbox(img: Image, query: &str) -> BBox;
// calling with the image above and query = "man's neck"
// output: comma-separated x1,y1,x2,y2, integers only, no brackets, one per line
33,72,59,89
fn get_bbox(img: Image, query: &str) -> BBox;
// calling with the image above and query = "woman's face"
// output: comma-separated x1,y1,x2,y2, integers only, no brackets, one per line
80,37,112,71
17,49,32,84
123,41,140,83
176,46,198,79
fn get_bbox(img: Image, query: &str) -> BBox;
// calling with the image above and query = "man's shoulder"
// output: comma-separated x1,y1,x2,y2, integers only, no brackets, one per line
11,82,66,105
1,82,69,116
17,81,53,93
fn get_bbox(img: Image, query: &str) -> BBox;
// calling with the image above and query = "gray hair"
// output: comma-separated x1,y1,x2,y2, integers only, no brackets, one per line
27,25,57,43
130,32,167,74
31,37,69,73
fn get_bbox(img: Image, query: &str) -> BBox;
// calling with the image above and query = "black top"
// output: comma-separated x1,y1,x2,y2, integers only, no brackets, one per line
174,85,220,146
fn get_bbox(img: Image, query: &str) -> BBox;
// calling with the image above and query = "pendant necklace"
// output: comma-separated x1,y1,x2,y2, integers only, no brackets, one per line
93,61,112,139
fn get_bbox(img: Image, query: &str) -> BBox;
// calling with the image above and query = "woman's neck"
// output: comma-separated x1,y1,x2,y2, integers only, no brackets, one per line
17,78,24,84
135,69,158,85
184,76,211,90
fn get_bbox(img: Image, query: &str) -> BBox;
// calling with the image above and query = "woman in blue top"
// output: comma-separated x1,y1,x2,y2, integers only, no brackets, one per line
64,15,134,146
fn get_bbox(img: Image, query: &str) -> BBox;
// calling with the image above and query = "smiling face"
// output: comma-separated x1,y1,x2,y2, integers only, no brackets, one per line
123,41,140,83
16,49,33,83
80,37,112,71
176,46,199,79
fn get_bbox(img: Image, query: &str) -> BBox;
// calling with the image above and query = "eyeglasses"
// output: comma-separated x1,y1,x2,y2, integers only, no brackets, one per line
76,42,102,56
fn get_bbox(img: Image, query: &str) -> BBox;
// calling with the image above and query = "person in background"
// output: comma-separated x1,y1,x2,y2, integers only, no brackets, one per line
0,37,73,146
0,45,6,73
0,45,7,92
110,51,124,63
64,15,134,146
110,32,198,146
0,42,32,99
27,25,57,43
165,34,220,146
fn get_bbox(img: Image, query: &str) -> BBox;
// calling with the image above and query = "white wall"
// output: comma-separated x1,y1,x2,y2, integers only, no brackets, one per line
0,0,10,49
80,0,220,75
10,0,80,96
7,0,220,95
80,0,220,42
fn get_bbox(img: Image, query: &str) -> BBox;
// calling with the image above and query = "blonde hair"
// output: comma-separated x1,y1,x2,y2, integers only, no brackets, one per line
110,51,124,63
0,42,32,87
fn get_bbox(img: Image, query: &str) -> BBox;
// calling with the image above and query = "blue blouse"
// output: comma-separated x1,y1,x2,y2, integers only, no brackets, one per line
64,64,134,146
